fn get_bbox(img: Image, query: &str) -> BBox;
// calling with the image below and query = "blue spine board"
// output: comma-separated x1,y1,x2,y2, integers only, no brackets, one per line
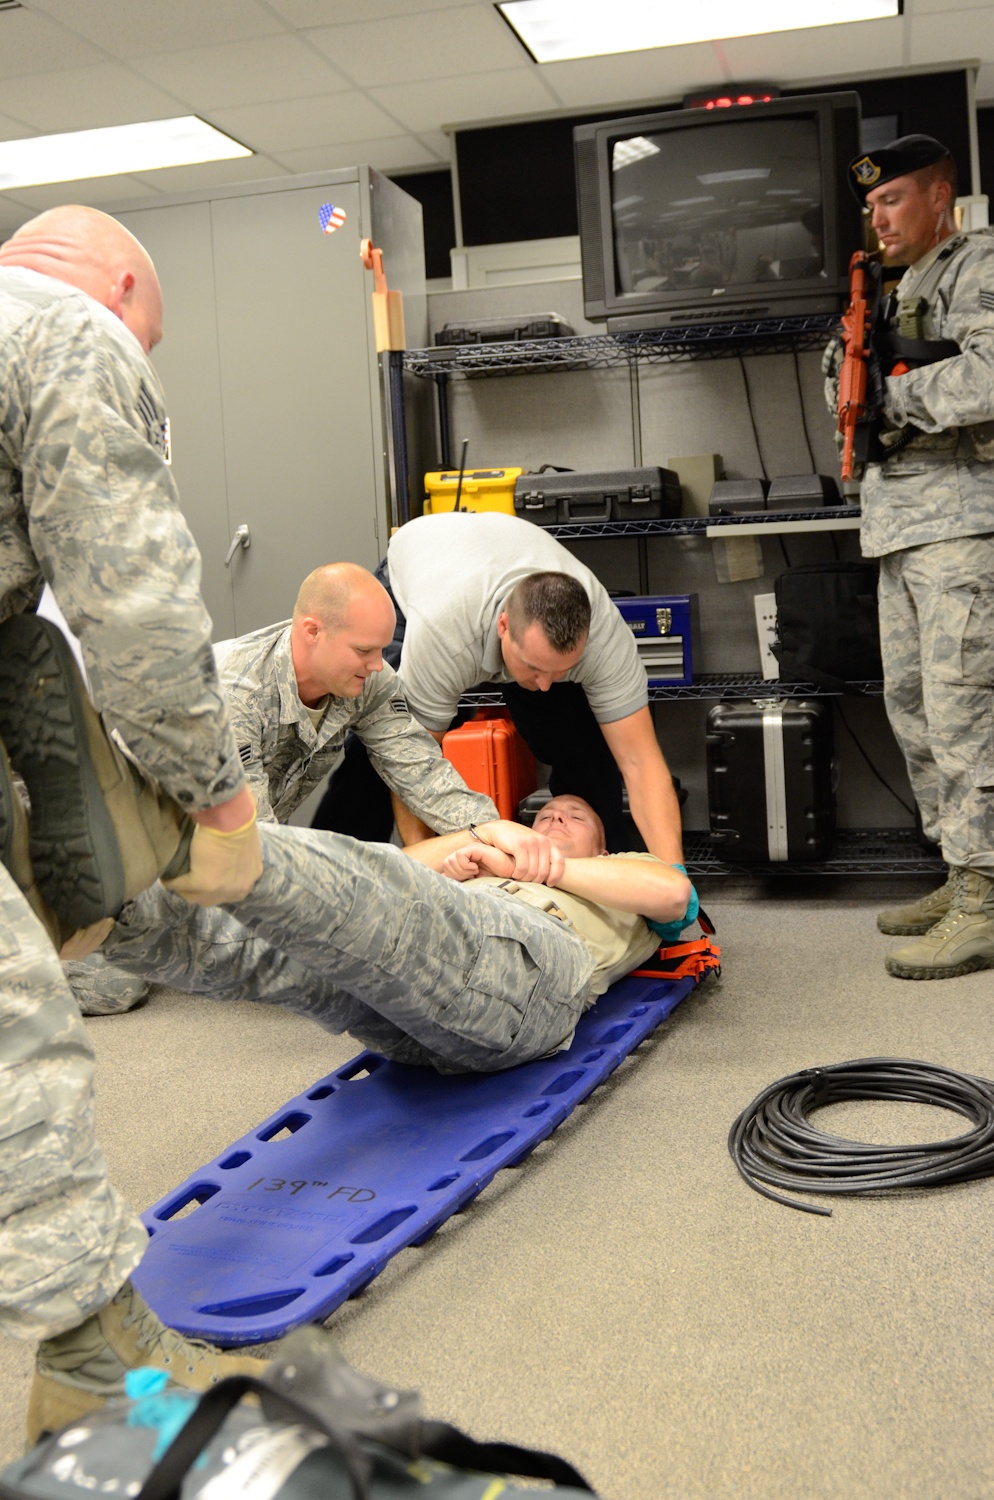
133,973,696,1346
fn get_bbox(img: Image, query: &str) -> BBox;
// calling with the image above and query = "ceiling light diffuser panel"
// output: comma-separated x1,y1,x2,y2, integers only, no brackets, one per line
0,117,252,191
497,0,901,62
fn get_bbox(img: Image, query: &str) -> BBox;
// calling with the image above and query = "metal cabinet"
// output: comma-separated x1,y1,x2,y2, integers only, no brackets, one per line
112,167,428,639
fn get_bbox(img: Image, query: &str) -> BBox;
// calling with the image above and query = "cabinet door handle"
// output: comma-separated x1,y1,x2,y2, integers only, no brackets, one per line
224,524,251,567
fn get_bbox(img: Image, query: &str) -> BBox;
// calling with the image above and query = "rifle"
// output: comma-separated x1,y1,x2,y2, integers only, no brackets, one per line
837,250,884,481
836,247,962,480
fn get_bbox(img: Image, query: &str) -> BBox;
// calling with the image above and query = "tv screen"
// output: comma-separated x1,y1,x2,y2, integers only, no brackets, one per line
575,93,862,329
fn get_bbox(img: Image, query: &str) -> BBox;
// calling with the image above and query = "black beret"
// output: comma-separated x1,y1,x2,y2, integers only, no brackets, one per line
847,134,953,203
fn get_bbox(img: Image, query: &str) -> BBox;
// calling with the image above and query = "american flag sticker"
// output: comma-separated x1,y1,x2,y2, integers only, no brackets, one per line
319,203,347,234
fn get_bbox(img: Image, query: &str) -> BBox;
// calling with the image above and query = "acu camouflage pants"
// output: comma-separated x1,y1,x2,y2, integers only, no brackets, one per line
0,868,146,1341
878,534,994,875
105,824,596,1074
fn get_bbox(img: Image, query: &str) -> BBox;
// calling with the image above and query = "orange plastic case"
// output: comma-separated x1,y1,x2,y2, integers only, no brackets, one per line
441,709,537,820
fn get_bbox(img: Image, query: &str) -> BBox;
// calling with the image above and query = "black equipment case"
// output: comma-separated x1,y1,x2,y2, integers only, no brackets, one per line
708,478,767,515
514,466,682,524
434,313,575,345
705,698,835,861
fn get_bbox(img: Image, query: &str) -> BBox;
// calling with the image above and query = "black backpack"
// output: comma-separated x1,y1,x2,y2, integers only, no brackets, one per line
0,1329,597,1500
772,561,884,692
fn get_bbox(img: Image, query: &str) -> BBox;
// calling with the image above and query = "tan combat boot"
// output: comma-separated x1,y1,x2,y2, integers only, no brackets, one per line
876,874,955,936
0,615,193,933
885,867,994,979
26,1279,267,1444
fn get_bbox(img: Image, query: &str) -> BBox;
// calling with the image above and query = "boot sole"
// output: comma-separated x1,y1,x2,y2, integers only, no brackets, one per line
885,953,994,980
876,917,944,936
0,616,125,928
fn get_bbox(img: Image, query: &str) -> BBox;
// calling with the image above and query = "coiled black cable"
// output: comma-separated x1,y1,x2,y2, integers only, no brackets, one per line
729,1057,994,1216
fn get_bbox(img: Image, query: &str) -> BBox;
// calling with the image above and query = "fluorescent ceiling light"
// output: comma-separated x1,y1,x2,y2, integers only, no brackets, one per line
497,0,900,61
0,116,251,191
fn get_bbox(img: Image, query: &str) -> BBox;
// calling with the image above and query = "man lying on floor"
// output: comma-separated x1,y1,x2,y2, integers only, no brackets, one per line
101,795,695,1073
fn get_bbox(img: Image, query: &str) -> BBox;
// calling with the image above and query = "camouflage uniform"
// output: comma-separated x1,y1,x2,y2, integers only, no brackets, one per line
830,232,994,874
214,621,497,830
66,624,499,1014
0,268,245,1337
102,825,663,1073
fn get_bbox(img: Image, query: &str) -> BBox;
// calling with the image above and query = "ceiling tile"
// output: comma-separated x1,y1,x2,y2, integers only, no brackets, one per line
270,135,447,174
209,92,403,152
0,114,34,141
129,35,351,110
5,174,161,211
539,43,725,110
914,0,994,11
0,6,108,78
718,19,905,85
372,69,559,132
305,7,526,86
268,0,475,22
908,8,994,63
125,155,292,194
27,0,286,59
407,130,454,161
0,64,186,132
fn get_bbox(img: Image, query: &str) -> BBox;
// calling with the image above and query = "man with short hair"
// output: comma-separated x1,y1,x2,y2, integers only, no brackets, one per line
313,512,685,862
0,205,265,1441
833,135,994,978
102,792,696,1074
67,561,509,1013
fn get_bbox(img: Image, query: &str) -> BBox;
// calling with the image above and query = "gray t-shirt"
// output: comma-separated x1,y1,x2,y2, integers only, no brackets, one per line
386,512,648,732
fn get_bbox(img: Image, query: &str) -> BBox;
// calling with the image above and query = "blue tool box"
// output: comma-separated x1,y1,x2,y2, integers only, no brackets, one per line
615,594,698,687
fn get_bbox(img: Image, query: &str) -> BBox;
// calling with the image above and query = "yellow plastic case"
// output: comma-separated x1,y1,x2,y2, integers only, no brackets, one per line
423,466,523,515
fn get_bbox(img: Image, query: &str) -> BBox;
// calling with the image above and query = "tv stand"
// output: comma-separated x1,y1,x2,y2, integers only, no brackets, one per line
403,313,840,475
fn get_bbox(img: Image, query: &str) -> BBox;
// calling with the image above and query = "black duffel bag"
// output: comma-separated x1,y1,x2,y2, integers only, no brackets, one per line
771,561,884,692
0,1328,598,1500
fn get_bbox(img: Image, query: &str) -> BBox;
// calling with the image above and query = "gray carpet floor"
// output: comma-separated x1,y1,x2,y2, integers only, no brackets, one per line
2,877,993,1498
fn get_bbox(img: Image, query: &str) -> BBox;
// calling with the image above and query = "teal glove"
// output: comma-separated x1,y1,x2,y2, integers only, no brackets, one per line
648,864,700,944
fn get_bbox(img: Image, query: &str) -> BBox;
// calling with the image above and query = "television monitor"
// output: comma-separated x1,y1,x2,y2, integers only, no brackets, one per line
574,92,862,330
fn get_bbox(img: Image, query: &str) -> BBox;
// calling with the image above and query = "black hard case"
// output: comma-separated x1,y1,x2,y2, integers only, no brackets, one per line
434,313,575,345
765,473,842,509
705,699,835,861
707,478,767,515
514,466,681,524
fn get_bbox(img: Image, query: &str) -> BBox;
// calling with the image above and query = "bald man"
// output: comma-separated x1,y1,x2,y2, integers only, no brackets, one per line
215,561,499,831
0,206,265,1440
65,562,528,1015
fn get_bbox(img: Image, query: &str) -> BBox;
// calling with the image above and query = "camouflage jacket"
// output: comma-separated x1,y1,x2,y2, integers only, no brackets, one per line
0,268,243,809
214,620,498,829
862,230,994,556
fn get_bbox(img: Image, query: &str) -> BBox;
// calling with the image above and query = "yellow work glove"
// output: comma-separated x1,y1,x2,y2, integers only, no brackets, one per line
162,812,263,906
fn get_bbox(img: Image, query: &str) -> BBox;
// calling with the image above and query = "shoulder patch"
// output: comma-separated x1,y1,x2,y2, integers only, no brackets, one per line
389,696,410,715
238,743,253,764
980,289,994,312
